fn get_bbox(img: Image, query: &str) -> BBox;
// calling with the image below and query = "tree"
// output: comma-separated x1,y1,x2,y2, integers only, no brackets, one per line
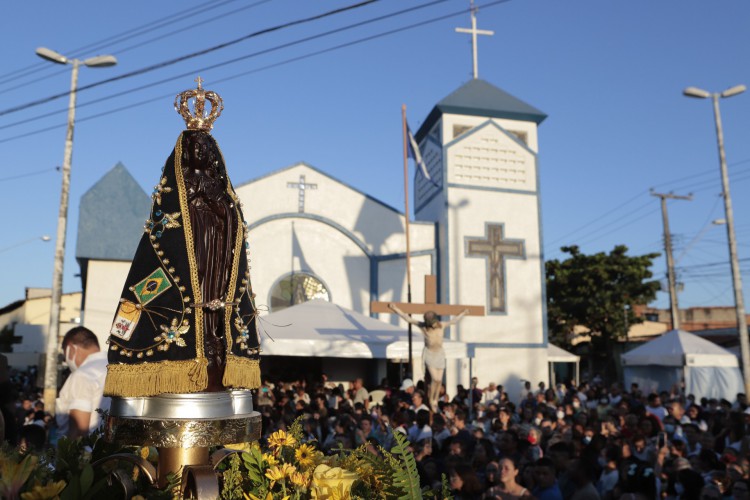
546,245,660,368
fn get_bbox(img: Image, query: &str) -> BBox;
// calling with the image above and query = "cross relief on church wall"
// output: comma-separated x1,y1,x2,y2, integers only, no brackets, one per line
466,223,526,314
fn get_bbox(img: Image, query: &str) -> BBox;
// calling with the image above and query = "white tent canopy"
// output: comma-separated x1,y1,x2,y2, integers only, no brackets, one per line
621,329,743,400
547,343,580,388
548,344,579,363
258,299,468,360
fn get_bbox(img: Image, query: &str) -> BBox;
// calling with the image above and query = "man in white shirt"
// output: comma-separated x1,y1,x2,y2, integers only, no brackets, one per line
56,327,110,439
483,382,500,404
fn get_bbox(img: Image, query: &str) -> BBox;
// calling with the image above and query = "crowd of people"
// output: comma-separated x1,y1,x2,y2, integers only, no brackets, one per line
256,376,750,499
5,362,750,499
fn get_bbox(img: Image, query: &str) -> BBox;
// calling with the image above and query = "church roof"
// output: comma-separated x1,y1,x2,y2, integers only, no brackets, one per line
76,163,151,261
416,79,547,142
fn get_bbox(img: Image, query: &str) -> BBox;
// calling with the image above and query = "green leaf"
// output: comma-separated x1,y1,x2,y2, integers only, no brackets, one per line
79,464,94,494
390,432,423,500
60,474,80,500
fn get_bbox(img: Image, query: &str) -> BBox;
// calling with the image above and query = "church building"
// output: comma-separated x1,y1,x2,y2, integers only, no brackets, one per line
76,75,550,398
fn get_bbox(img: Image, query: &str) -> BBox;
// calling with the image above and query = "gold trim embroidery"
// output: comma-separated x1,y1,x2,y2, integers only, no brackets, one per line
174,134,205,360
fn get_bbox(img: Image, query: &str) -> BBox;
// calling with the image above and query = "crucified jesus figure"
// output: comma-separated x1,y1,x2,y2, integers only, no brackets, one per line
389,303,468,412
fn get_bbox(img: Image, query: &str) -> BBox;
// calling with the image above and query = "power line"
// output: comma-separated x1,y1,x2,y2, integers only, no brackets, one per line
545,190,648,246
0,0,452,133
0,0,271,95
0,0,245,87
0,166,58,182
0,0,504,145
544,158,750,251
0,0,380,118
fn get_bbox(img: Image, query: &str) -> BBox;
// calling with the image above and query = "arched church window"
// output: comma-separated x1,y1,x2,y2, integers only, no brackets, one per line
269,272,330,312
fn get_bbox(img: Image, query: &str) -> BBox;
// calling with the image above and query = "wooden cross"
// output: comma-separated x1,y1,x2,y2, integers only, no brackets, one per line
371,275,484,317
466,224,525,313
455,0,494,79
286,174,318,213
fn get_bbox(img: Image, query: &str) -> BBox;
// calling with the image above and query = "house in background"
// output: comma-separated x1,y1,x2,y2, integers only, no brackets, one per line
0,288,81,369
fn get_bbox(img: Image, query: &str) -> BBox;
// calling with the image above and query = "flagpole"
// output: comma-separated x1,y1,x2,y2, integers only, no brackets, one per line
401,104,413,378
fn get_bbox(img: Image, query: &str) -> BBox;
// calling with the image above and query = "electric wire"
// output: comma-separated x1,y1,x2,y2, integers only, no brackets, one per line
0,0,271,95
0,0,244,87
0,0,508,145
0,0,452,133
0,166,58,183
0,0,381,118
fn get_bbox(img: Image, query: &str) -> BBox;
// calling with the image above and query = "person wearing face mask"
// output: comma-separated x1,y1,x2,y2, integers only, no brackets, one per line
56,326,110,439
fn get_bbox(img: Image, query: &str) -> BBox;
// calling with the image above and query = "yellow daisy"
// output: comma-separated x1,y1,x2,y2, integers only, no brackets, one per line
280,463,297,478
265,465,286,482
290,471,310,488
295,443,319,469
262,452,278,467
268,429,297,449
20,481,66,500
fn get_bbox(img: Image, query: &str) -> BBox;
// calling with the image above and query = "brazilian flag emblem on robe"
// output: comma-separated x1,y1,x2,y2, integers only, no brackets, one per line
133,268,172,305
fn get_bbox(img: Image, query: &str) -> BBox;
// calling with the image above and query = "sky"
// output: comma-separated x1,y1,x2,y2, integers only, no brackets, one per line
1,0,749,314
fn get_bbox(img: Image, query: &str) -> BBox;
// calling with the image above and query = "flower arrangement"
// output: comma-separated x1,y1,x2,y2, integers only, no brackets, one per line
1,418,450,499
218,418,430,499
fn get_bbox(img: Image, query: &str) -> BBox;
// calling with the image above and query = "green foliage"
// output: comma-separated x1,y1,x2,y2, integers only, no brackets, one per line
546,245,660,349
2,427,430,499
389,432,422,500
221,454,245,500
441,474,453,500
287,415,305,443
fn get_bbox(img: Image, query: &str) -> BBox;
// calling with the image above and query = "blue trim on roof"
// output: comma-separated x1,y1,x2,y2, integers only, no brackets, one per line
416,79,547,143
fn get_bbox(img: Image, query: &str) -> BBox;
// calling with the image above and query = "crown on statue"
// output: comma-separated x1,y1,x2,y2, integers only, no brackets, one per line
174,76,224,131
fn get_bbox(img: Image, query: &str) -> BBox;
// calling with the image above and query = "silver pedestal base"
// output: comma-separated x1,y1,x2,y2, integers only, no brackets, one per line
109,389,255,420
105,390,261,448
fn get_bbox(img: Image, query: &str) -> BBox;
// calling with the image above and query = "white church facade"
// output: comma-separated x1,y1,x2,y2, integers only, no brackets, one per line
76,78,550,398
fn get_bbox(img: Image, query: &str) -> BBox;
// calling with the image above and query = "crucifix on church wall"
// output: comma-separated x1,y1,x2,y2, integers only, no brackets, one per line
466,223,525,313
286,174,317,213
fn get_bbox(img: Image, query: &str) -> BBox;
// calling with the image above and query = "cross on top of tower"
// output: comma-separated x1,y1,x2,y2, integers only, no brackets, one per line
455,0,494,79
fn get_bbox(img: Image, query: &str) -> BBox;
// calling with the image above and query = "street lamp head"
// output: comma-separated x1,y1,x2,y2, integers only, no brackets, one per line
35,47,68,65
83,54,117,68
683,87,711,99
41,235,51,242
721,85,746,99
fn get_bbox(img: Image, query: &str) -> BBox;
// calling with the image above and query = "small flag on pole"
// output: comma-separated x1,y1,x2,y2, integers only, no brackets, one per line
406,124,438,187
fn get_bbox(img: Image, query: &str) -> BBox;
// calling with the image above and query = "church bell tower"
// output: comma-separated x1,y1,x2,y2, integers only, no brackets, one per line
413,78,548,395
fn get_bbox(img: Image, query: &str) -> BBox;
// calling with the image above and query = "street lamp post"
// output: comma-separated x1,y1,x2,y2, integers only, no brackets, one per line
38,47,117,413
684,84,749,393
0,235,51,254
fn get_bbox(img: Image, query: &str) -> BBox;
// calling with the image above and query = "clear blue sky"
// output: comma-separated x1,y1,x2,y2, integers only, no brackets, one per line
1,0,749,313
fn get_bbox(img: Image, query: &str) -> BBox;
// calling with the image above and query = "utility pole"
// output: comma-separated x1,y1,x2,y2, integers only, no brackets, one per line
651,190,692,330
684,84,750,394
